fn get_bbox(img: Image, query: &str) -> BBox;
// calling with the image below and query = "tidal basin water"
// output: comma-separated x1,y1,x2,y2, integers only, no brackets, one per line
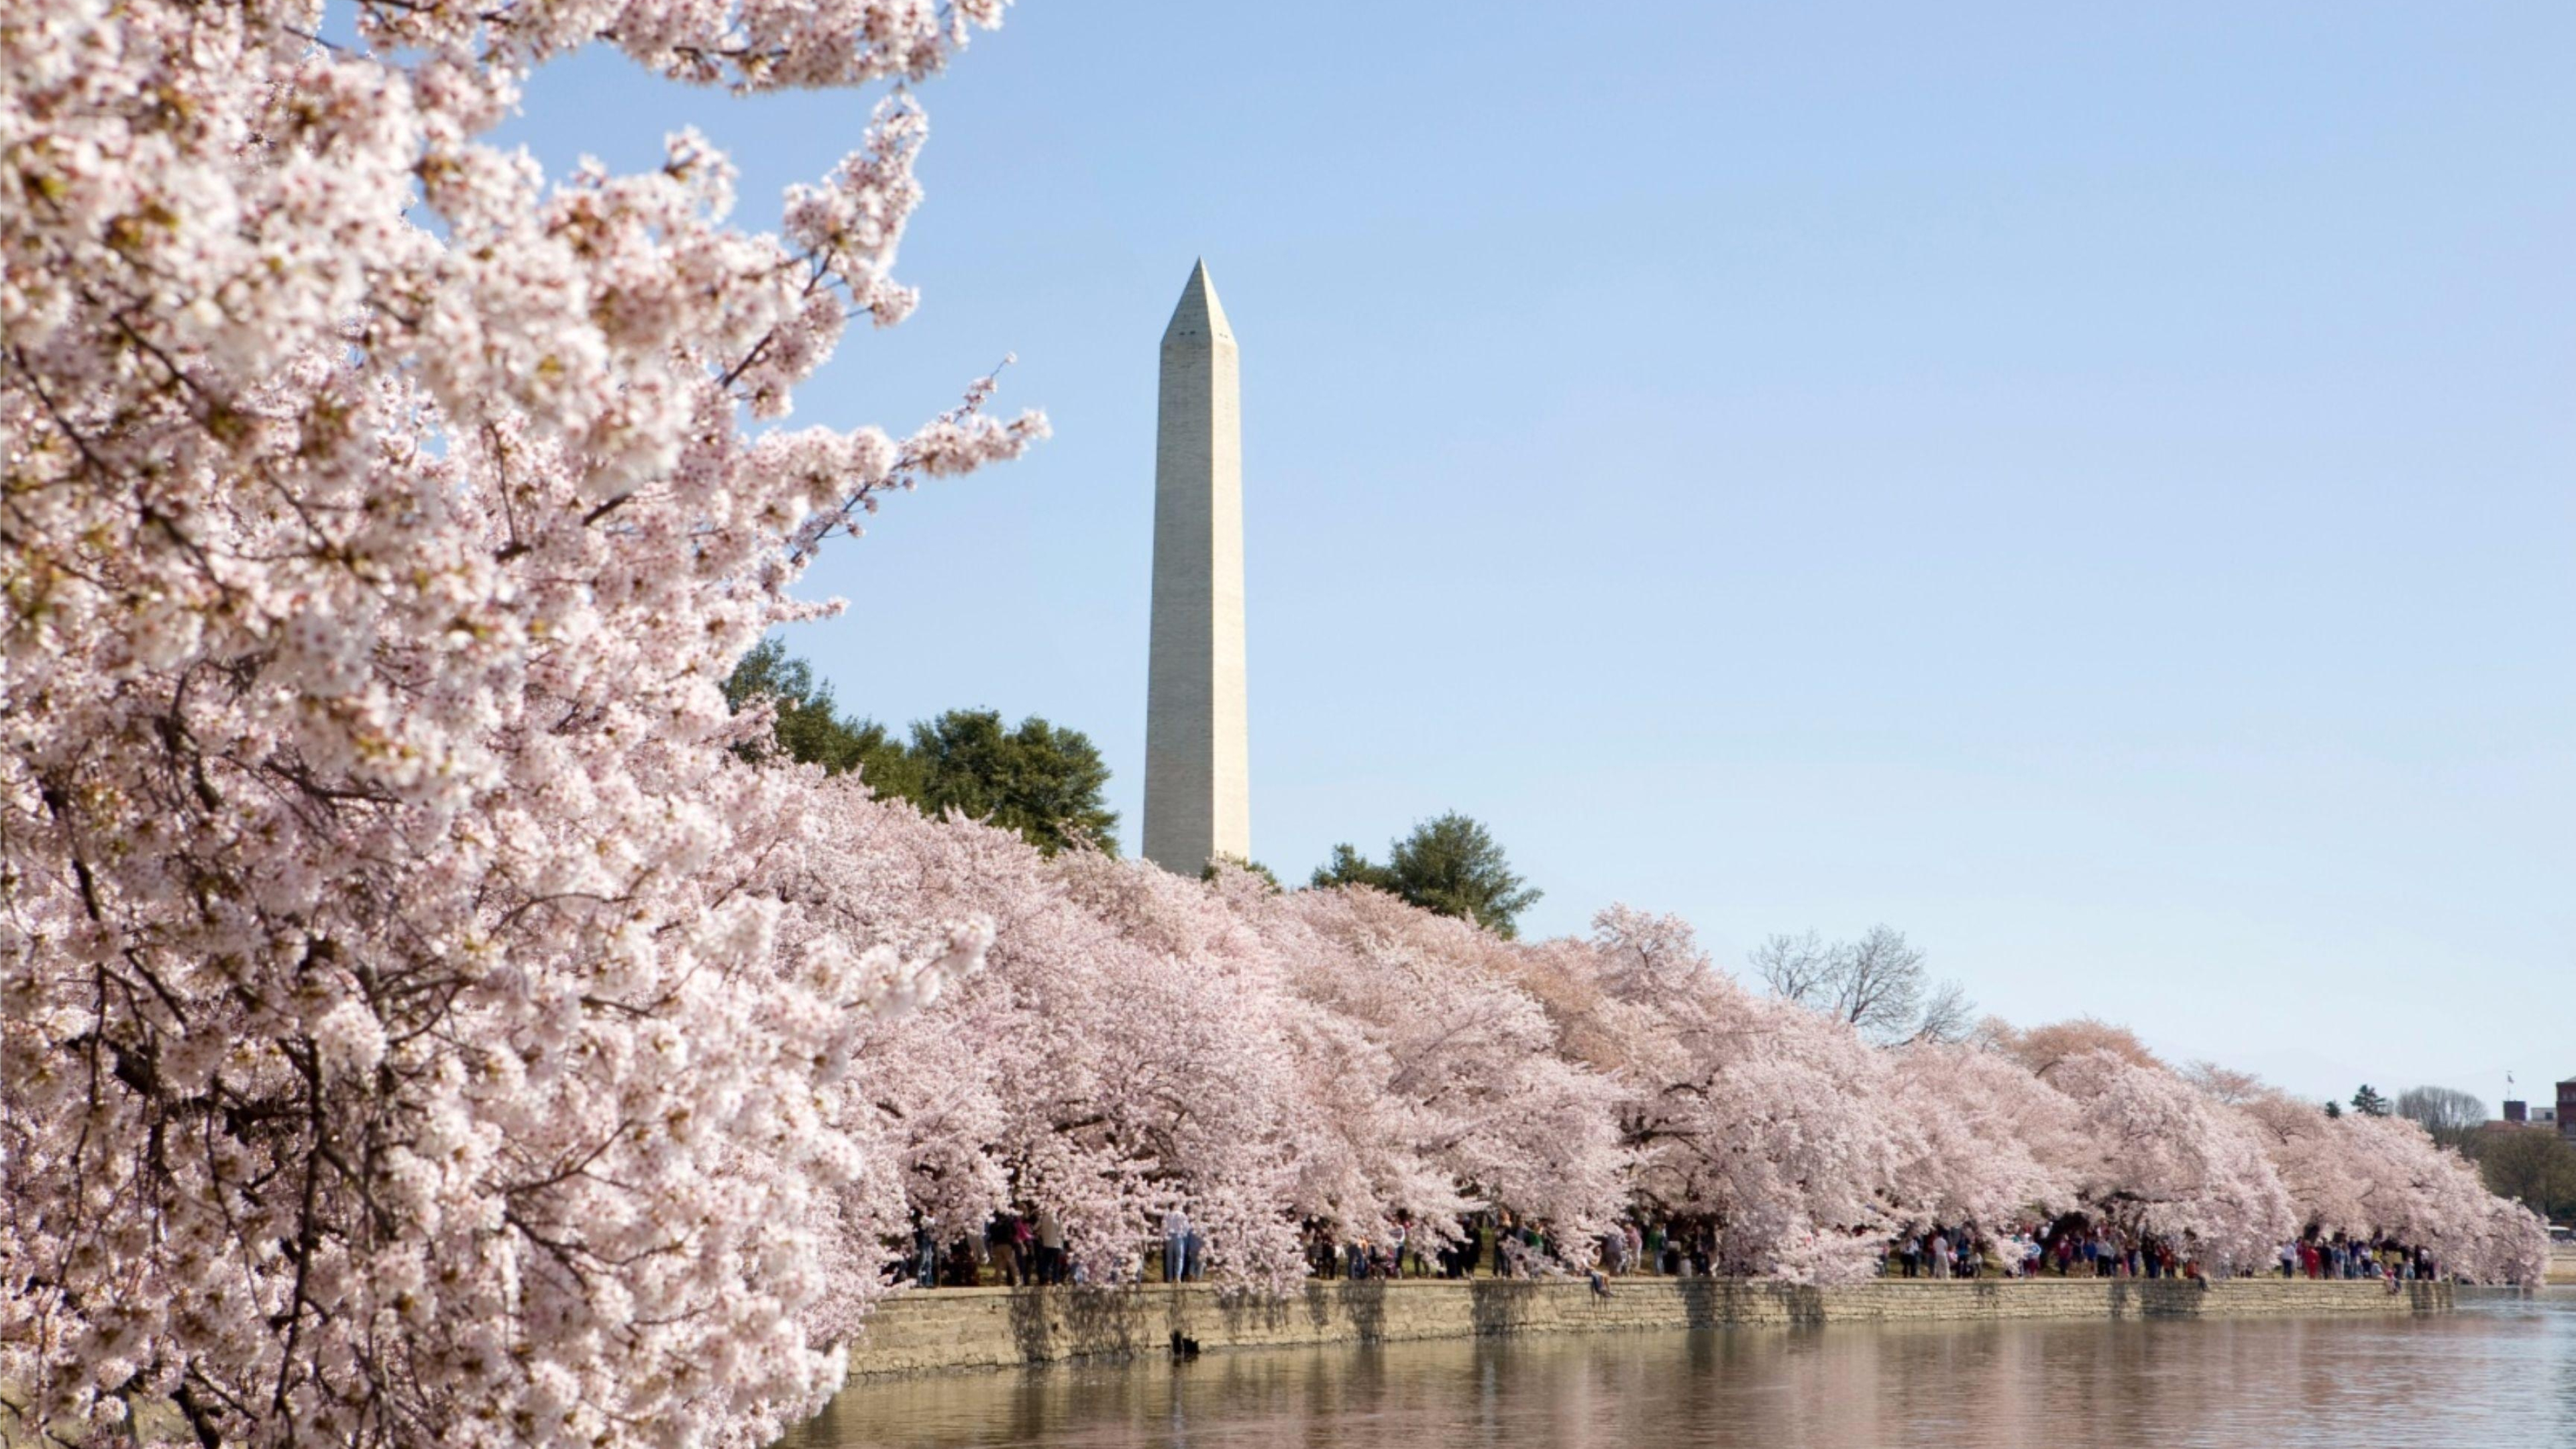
786,1288,2575,1449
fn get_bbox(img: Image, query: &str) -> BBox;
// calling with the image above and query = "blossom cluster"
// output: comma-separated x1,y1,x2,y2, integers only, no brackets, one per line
3,1,1033,1446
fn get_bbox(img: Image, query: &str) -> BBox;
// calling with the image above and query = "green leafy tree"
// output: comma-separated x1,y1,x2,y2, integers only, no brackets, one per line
1311,812,1542,938
721,639,911,788
2323,1099,2343,1120
2349,1084,2390,1118
907,708,1118,857
1309,843,1399,894
724,645,1116,856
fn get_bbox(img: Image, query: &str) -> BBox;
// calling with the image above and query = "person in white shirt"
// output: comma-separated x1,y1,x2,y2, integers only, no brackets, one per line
1163,1207,1189,1283
1037,1210,1065,1285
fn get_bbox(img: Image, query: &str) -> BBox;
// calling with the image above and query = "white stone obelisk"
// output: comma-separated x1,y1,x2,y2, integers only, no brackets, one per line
1142,260,1249,873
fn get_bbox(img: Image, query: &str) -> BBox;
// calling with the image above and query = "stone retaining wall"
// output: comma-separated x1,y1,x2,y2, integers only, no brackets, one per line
843,1275,2452,1377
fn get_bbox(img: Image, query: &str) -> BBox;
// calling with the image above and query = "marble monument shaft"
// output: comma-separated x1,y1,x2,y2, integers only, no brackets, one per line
1142,261,1249,873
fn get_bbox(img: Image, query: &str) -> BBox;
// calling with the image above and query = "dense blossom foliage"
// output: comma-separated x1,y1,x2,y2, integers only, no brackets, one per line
744,799,2546,1297
1,0,1036,1445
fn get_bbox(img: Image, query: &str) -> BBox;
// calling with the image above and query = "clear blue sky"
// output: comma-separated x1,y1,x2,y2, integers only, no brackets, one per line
502,3,2576,1110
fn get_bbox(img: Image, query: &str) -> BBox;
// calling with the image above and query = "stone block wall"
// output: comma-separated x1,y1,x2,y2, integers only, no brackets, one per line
841,1275,2452,1378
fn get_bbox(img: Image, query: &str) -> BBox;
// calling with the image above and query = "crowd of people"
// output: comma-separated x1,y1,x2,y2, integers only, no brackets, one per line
914,1212,1754,1287
1875,1220,2447,1285
2279,1234,2438,1283
1887,1221,2193,1279
1301,1212,1593,1281
902,1208,2469,1293
910,1208,1077,1288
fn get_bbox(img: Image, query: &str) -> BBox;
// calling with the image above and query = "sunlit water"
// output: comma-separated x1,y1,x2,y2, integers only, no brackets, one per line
786,1287,2575,1449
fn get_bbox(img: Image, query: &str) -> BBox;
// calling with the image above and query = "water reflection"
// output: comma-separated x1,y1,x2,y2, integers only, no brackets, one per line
788,1289,2575,1449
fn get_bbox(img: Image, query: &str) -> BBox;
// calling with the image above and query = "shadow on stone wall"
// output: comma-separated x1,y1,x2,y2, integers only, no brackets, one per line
1006,1285,1161,1363
2404,1281,2451,1314
2098,1279,2212,1317
1340,1282,1388,1342
1778,1282,1829,1327
1467,1281,1529,1338
1202,1283,1324,1340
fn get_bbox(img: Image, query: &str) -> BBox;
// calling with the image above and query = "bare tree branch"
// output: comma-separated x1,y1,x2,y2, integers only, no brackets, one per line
1832,925,1923,1036
1749,930,1833,1004
1909,978,1976,1044
1755,924,1963,1046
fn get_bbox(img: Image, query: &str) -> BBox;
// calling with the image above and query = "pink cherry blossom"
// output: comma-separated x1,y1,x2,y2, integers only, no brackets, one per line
2032,1049,2298,1272
3,0,1032,1443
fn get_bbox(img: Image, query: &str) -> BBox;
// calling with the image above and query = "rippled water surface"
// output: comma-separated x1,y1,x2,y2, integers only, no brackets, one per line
786,1288,2575,1449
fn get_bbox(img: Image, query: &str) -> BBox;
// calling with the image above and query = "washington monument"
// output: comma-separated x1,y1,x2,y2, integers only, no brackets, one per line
1142,260,1249,873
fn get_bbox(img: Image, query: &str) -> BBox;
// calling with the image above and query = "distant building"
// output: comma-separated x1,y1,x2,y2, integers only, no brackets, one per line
2504,1099,2528,1123
2560,1079,2576,1142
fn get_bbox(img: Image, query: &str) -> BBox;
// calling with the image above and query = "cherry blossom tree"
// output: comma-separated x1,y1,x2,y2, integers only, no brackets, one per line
2032,1050,2294,1271
3,0,1037,1444
1884,1040,2078,1234
1992,1016,2163,1076
1527,908,1904,1281
987,849,1312,1285
779,812,1631,1291
777,790,1318,1288
2242,1091,2546,1283
1267,884,1628,1250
